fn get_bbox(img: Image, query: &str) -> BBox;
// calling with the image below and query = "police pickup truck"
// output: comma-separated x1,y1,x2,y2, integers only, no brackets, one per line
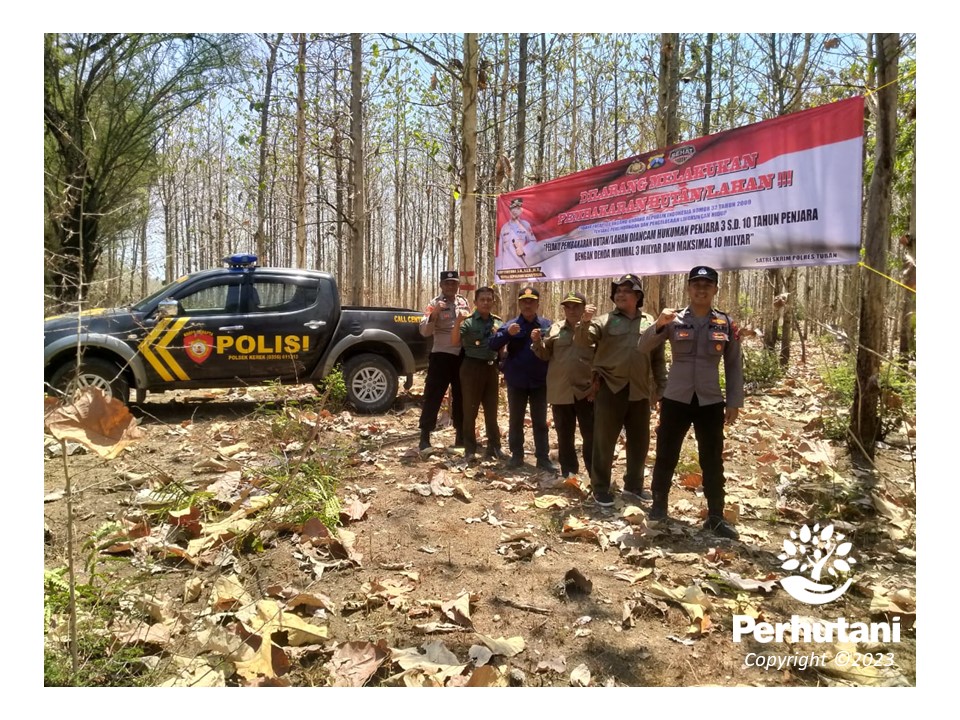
44,254,431,413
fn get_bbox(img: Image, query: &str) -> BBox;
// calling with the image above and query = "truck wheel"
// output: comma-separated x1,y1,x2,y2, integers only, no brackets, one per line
50,358,130,405
343,353,397,414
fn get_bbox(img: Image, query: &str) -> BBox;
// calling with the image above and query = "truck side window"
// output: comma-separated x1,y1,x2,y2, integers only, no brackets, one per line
249,280,319,313
177,281,241,315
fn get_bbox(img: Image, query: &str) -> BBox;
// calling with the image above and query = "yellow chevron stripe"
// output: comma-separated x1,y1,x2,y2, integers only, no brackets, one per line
138,319,175,382
155,318,191,381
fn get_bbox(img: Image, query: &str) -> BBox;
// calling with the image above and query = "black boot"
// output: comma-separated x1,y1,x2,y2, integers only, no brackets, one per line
704,515,739,540
648,494,669,522
453,430,465,448
418,429,431,451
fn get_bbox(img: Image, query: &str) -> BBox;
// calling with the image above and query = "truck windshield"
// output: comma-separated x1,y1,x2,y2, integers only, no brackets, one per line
130,276,191,312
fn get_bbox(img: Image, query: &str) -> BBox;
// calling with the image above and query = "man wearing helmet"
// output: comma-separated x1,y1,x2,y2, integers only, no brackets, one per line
575,274,667,507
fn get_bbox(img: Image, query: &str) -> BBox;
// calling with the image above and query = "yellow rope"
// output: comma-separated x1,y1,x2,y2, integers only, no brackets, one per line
864,66,915,97
859,260,915,293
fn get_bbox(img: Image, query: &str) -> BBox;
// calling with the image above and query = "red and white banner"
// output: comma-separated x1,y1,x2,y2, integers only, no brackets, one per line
495,97,864,284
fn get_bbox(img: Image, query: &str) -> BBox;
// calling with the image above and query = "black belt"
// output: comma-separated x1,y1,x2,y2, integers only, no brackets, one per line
465,356,496,366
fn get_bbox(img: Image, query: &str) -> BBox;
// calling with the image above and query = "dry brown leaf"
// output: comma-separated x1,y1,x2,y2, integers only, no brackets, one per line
797,439,835,466
209,575,254,613
562,474,588,493
44,389,144,459
613,567,653,584
570,663,592,686
207,471,244,503
440,593,473,628
282,591,338,615
680,473,702,488
756,451,780,465
192,456,242,473
326,641,391,687
534,494,570,509
475,634,525,658
536,656,567,674
113,622,172,648
160,655,228,687
218,441,250,457
233,636,291,681
466,665,507,686
340,497,371,522
415,622,464,634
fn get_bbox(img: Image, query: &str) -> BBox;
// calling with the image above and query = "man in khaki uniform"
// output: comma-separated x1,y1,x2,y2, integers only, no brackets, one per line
532,291,596,480
575,274,667,507
451,286,504,461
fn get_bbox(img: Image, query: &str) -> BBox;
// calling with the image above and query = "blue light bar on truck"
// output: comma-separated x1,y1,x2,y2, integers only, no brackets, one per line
223,253,258,270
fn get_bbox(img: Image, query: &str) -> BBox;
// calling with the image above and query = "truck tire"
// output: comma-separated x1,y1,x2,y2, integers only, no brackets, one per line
343,353,397,414
50,357,130,405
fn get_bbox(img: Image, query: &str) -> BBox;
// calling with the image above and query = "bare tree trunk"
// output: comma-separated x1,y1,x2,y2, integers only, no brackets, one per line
139,209,148,297
851,33,899,462
568,34,579,173
296,33,308,268
898,104,917,361
648,33,681,315
256,34,281,262
349,33,365,306
534,33,548,186
461,33,479,285
513,33,528,190
701,33,714,136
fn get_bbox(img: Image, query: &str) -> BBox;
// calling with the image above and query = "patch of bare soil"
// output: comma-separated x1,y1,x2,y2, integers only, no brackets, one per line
43,361,916,688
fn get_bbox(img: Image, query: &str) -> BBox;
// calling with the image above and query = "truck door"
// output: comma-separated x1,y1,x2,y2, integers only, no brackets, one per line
239,274,333,381
140,275,249,385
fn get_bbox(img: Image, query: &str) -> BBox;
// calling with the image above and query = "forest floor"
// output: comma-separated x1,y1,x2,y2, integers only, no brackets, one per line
42,343,917,688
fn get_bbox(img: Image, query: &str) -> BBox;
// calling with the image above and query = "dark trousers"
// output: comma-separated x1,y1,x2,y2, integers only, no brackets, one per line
459,358,501,454
506,384,549,461
418,352,463,436
651,396,726,515
591,382,650,493
552,398,595,478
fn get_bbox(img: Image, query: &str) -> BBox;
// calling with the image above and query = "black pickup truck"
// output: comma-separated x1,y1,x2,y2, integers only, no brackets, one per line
44,254,431,413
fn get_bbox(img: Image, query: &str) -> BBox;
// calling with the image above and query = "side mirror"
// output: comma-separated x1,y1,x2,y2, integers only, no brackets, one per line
158,298,179,318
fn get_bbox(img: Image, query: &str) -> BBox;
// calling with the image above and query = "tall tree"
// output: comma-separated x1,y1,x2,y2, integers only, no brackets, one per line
461,34,480,284
349,33,365,305
44,33,234,308
254,34,281,262
646,33,682,315
295,33,308,268
850,33,900,462
512,33,529,190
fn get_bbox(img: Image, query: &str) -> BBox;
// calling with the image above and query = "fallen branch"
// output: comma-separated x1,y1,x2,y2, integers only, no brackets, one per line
492,596,552,615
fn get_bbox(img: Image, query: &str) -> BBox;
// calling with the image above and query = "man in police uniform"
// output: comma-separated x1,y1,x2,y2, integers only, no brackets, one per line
490,286,555,471
532,291,596,480
575,274,667,507
638,265,744,539
417,270,471,451
451,286,504,461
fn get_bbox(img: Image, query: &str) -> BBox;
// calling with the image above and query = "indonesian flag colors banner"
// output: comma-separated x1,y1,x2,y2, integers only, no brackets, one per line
495,96,864,284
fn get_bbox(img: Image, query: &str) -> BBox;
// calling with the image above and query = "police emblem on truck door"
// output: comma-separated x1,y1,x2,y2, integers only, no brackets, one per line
184,331,214,364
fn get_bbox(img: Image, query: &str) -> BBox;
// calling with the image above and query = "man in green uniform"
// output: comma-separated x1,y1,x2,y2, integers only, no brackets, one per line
451,286,504,461
531,291,596,481
639,265,743,539
575,274,667,507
